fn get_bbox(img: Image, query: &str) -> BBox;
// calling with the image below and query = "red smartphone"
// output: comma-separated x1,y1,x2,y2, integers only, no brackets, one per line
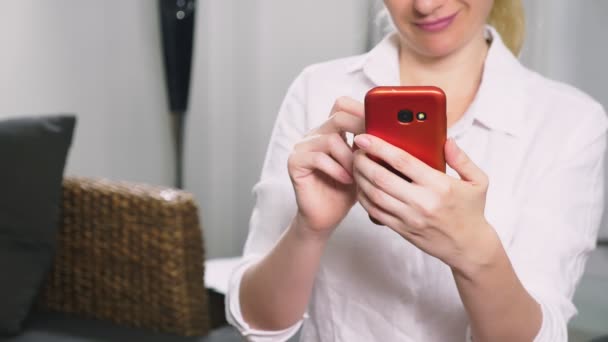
364,86,447,223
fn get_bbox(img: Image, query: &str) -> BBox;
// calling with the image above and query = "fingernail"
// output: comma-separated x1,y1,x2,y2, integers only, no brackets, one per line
354,135,371,148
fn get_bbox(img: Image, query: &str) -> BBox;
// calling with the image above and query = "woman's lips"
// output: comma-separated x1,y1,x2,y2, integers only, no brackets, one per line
414,12,459,32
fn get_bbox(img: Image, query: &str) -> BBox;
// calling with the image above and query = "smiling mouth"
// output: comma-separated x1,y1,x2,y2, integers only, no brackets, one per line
414,11,459,32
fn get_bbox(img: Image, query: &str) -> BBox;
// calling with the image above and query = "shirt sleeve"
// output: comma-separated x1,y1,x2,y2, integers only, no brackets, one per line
225,68,313,341
506,106,608,341
225,255,304,341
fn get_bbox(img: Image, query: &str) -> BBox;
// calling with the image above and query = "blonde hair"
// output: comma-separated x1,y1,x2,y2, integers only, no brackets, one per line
487,0,526,55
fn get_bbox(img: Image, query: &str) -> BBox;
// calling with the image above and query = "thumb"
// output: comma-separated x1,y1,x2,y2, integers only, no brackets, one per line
445,139,485,183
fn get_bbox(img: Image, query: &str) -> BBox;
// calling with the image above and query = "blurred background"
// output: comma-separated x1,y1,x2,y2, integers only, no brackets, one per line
0,0,606,340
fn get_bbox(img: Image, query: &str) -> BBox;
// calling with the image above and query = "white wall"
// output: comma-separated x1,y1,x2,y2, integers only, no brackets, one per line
185,0,370,258
0,1,174,185
521,0,608,239
521,0,608,103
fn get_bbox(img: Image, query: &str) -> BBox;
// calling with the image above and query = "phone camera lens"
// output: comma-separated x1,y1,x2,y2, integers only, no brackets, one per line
397,109,413,123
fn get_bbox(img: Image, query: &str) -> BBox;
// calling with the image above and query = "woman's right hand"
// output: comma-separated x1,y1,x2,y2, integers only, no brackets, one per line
288,97,365,237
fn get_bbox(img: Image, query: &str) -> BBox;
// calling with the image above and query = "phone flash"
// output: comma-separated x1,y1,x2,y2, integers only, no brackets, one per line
416,112,427,120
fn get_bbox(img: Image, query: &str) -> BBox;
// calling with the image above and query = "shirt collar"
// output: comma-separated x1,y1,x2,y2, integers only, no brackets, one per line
347,33,401,86
348,25,527,137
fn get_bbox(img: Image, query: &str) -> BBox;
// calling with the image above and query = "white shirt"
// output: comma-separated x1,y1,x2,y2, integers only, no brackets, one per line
226,27,608,342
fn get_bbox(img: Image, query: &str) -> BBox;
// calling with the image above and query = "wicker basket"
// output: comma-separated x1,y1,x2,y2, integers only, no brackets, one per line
38,177,209,336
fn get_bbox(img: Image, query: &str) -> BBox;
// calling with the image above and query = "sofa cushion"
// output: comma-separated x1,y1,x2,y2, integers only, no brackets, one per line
4,312,242,342
0,115,76,335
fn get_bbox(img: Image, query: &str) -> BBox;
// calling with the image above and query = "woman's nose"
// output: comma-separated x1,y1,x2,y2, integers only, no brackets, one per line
413,0,445,16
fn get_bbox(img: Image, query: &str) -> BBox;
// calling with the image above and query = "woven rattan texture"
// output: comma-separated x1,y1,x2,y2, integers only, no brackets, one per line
38,177,209,336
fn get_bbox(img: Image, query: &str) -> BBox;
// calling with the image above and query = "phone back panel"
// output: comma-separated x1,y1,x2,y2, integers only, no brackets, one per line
364,86,447,173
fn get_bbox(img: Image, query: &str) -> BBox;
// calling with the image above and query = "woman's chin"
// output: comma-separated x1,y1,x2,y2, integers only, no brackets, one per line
400,25,472,60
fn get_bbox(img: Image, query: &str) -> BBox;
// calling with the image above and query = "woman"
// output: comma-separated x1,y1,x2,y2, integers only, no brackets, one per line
227,1,607,341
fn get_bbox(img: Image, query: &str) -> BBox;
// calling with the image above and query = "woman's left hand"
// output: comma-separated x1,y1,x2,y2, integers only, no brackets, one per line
352,134,499,277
